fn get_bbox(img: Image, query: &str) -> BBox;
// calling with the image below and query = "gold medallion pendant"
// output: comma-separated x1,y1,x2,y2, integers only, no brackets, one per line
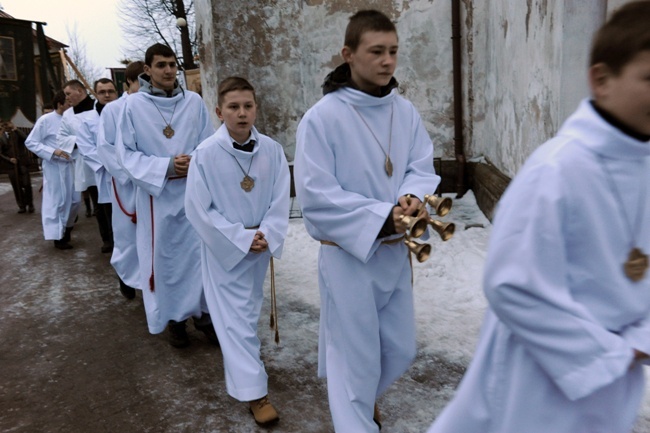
163,125,175,139
624,247,649,282
241,175,255,192
385,156,393,177
149,99,178,140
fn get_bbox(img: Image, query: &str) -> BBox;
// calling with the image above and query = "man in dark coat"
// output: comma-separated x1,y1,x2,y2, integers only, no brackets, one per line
0,121,33,213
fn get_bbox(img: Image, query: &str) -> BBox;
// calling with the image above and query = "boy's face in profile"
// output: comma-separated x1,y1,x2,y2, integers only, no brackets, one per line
343,30,398,94
216,89,257,143
63,85,86,107
591,50,650,135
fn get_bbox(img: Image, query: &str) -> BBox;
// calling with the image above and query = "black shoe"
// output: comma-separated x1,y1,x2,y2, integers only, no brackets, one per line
168,320,190,348
118,279,136,300
101,241,114,254
17,207,26,214
27,204,34,213
62,226,73,243
85,209,92,217
54,240,73,250
196,323,220,346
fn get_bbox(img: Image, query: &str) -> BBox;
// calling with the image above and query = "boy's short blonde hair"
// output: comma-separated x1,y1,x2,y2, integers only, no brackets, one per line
590,1,650,74
217,76,256,107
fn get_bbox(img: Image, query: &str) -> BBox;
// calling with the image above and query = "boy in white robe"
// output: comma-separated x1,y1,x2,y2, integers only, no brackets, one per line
185,76,289,427
427,3,650,433
96,61,145,300
294,10,440,432
54,79,93,249
77,78,118,255
24,91,73,244
116,43,216,348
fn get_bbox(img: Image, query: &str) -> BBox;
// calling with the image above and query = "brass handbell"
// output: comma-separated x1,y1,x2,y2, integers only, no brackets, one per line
429,218,455,241
405,239,431,263
400,214,428,238
423,194,452,217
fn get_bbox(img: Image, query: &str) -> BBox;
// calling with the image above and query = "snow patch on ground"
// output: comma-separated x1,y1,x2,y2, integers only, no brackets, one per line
281,190,650,431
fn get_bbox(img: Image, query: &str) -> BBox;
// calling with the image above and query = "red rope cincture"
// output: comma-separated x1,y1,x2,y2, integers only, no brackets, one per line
112,178,137,224
147,176,186,293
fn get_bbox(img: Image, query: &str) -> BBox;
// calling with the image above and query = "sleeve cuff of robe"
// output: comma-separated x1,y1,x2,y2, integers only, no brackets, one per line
554,345,633,400
377,207,397,239
43,147,55,161
352,202,395,263
166,157,176,177
259,226,285,259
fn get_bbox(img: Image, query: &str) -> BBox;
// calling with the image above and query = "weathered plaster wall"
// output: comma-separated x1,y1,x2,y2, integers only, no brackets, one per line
195,0,218,124
197,0,456,161
196,0,304,158
607,0,631,13
197,0,612,175
467,0,606,177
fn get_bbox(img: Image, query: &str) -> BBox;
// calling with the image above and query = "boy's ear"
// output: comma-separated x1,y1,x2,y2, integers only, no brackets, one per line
215,106,223,121
341,46,353,63
588,62,613,99
143,64,151,76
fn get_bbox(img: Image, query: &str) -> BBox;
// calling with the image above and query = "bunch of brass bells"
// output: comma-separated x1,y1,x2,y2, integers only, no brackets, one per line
400,194,455,263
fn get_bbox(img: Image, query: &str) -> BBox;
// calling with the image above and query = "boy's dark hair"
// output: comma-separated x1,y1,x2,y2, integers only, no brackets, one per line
63,79,85,91
145,43,176,66
52,90,66,109
125,61,145,85
590,1,650,74
344,10,397,51
93,78,115,92
217,76,256,106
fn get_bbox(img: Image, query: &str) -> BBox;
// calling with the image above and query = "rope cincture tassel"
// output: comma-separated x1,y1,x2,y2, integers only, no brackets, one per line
409,243,414,287
269,257,279,344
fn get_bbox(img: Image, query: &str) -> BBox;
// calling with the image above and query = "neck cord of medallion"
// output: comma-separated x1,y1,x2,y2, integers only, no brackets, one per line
148,99,178,139
598,155,649,282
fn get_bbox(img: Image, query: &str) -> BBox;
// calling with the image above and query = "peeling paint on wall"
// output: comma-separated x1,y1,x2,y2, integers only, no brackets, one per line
467,0,606,177
197,0,607,178
304,0,402,20
198,0,456,161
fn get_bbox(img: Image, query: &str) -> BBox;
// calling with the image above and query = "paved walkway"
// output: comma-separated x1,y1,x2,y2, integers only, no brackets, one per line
0,174,464,433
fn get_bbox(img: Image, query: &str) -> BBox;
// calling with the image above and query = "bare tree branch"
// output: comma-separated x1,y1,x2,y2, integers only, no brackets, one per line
118,0,197,69
65,24,104,85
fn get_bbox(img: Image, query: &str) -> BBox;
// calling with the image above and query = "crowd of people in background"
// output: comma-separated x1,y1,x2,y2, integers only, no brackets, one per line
3,3,650,432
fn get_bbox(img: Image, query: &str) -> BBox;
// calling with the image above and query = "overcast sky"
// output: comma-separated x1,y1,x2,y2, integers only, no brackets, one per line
1,0,126,75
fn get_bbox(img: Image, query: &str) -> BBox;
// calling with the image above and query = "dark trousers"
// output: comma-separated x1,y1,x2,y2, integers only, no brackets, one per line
95,202,113,243
85,185,99,214
8,164,32,209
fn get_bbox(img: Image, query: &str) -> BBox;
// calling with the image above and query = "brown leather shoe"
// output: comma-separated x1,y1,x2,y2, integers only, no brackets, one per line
374,403,382,430
249,395,279,426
